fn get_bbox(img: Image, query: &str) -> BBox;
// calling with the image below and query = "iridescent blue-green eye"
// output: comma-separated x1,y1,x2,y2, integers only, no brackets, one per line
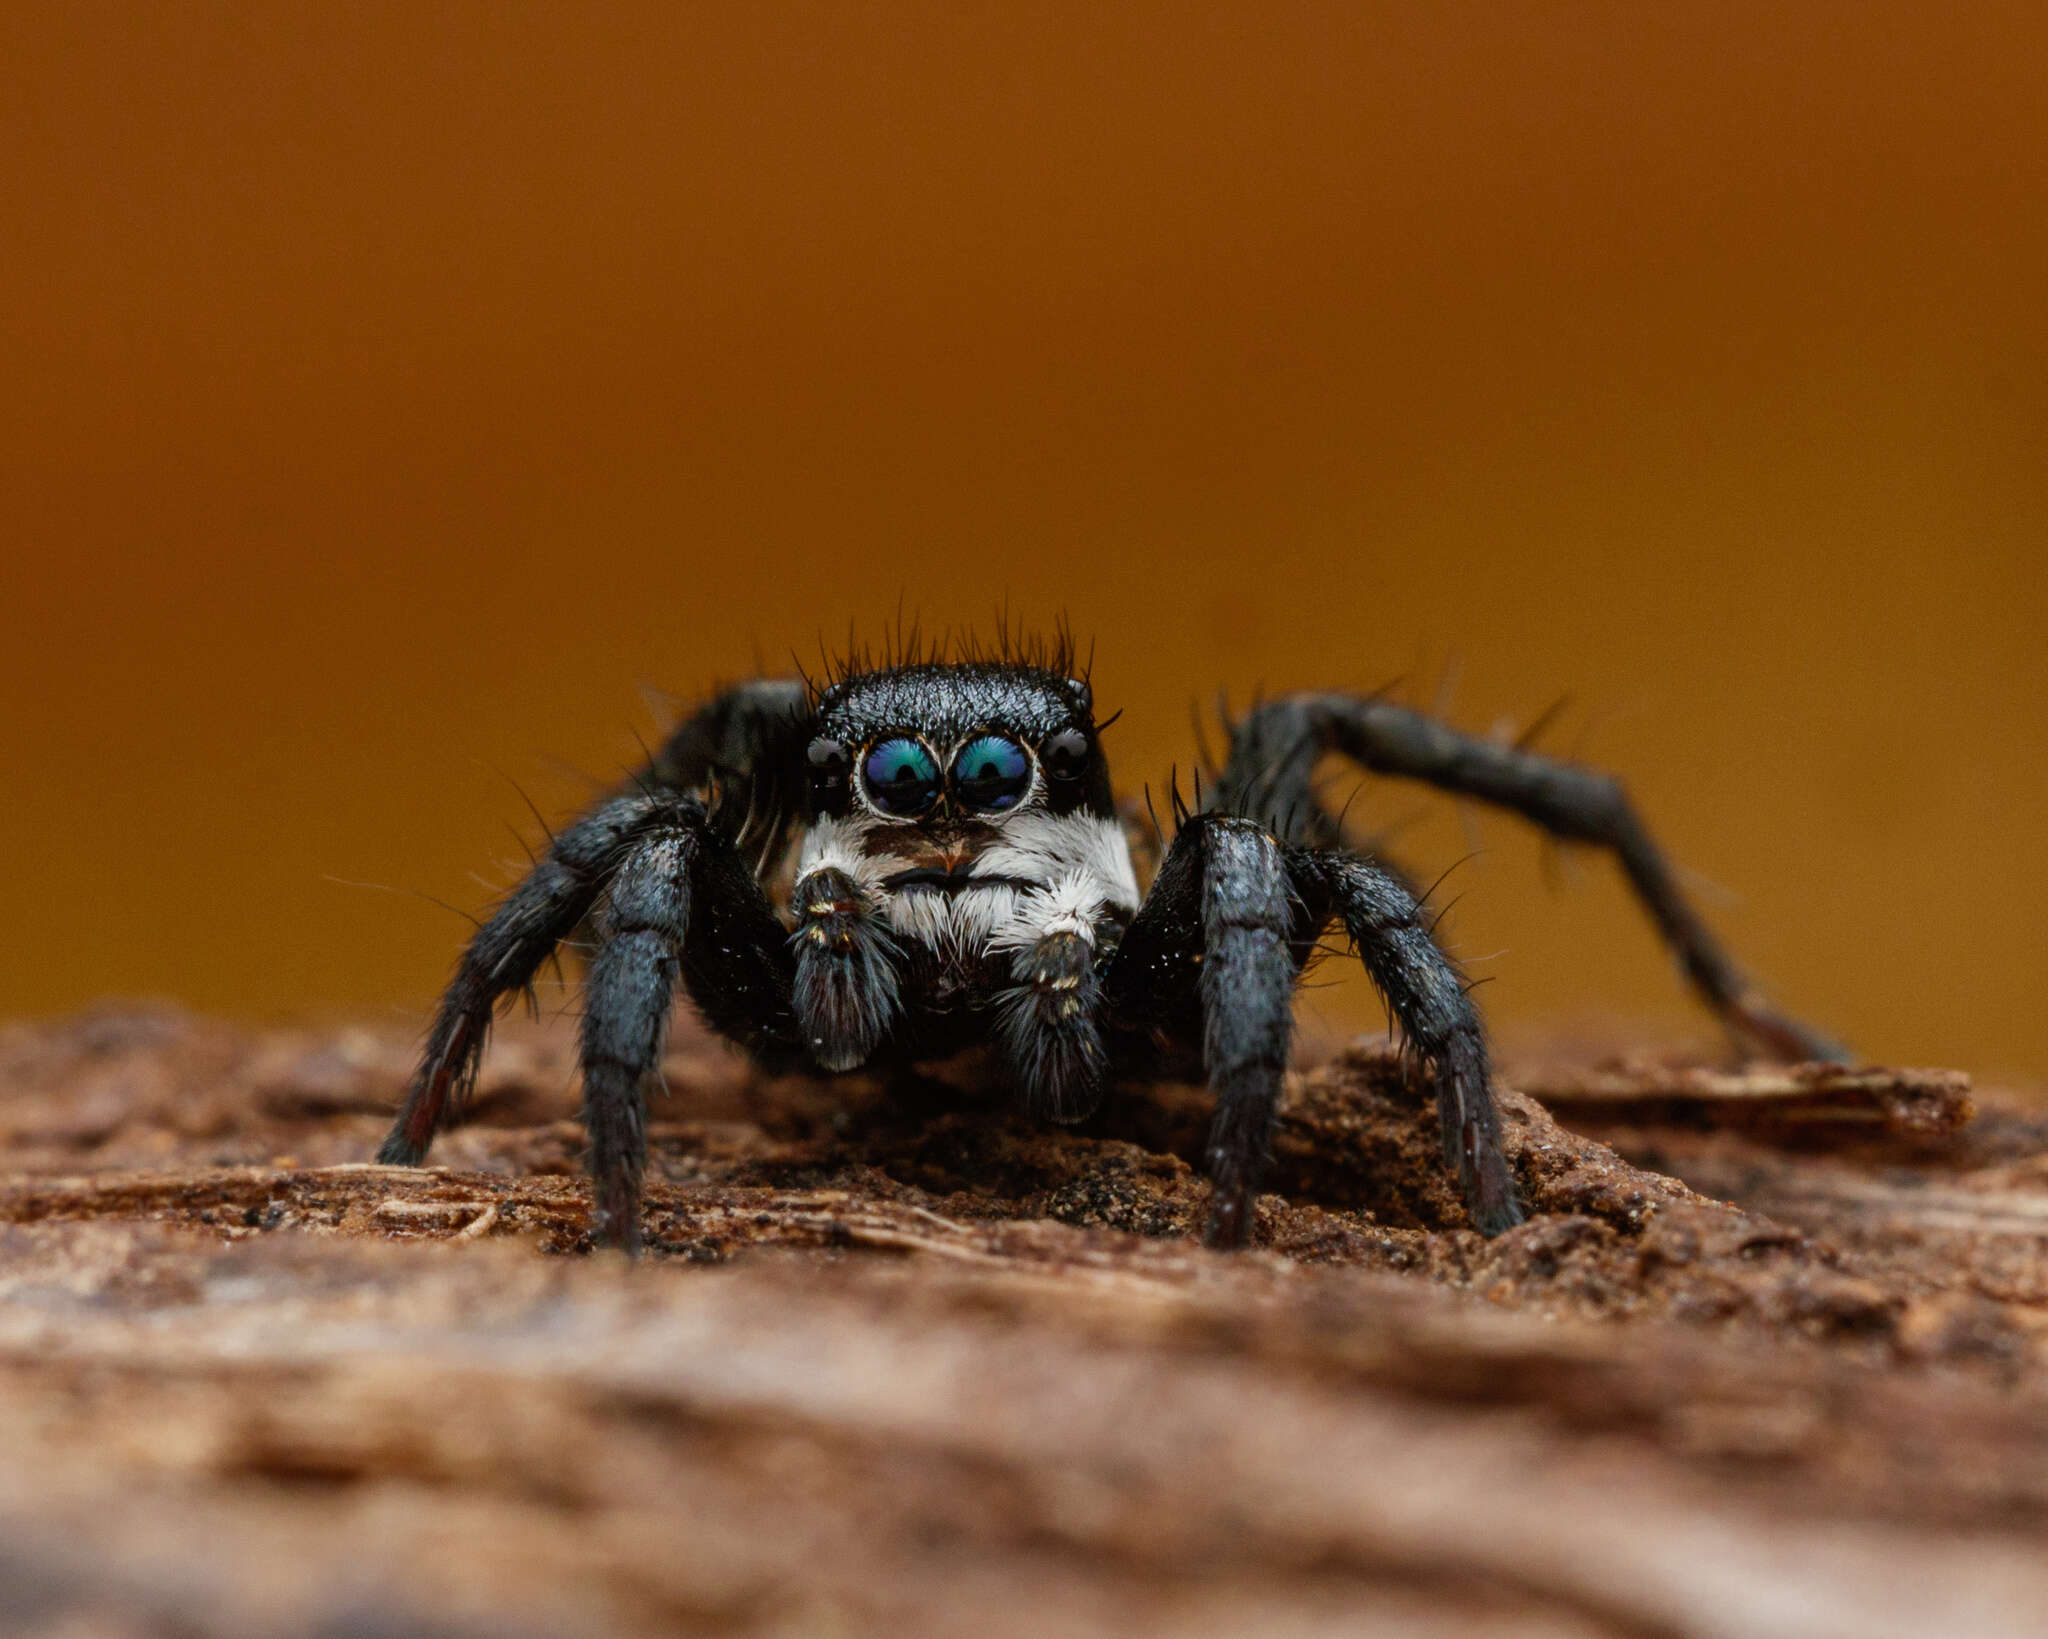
861,737,940,816
951,733,1032,812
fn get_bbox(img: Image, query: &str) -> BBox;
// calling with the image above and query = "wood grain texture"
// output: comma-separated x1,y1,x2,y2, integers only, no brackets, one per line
4,1006,2048,1636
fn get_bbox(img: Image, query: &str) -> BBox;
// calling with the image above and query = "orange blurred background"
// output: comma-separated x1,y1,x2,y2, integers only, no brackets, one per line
3,4,2043,1076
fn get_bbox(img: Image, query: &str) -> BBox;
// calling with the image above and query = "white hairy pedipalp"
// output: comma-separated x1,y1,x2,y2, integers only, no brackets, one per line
792,811,1138,960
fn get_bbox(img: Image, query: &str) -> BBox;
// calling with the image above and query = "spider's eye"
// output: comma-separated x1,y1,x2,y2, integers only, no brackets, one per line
951,734,1032,812
806,737,851,792
1040,727,1090,782
861,737,940,816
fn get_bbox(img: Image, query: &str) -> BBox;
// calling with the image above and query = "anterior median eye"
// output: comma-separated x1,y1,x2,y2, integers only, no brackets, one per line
861,737,940,816
951,734,1032,812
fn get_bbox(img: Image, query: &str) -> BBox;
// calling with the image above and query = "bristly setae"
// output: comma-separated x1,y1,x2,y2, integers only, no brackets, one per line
380,629,1845,1254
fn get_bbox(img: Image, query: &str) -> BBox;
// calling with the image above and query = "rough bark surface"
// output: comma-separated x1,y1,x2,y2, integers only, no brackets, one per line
3,1004,2046,1637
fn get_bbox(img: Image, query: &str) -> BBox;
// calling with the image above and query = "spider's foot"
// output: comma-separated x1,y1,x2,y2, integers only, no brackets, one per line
1203,1182,1254,1250
1449,1108,1527,1237
1202,1134,1264,1251
1726,991,1852,1065
376,1132,429,1166
590,1175,644,1258
1466,1172,1527,1238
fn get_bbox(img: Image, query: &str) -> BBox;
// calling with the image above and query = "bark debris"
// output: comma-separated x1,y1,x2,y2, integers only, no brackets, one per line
2,1004,2045,1637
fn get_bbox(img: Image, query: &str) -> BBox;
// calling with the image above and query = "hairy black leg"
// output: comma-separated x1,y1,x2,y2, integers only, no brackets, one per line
677,833,806,1071
641,678,813,864
789,867,902,1072
381,679,816,1167
1104,816,1306,1247
1196,821,1301,1247
1300,850,1523,1235
585,805,809,1252
1217,692,1845,1062
379,791,687,1165
1098,829,1205,1047
579,818,705,1254
996,929,1107,1122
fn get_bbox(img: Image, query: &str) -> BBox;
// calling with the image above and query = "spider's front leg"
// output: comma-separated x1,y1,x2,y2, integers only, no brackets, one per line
581,803,805,1250
1105,816,1525,1246
383,787,803,1253
382,677,811,1166
1104,815,1309,1247
578,818,697,1249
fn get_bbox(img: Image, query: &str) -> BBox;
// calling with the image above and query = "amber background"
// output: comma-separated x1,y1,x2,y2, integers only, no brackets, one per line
4,5,2043,1075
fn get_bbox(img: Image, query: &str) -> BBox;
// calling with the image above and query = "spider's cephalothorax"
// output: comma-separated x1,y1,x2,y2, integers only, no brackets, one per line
380,638,1845,1253
789,662,1134,1109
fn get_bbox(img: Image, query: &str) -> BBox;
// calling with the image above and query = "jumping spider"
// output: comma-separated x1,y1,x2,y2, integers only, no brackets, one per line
381,635,1843,1252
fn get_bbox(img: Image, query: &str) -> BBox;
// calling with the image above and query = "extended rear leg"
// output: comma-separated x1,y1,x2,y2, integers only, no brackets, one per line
1217,692,1845,1062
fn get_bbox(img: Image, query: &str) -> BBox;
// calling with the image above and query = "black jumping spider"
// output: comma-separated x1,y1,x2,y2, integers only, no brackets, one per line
381,635,1842,1252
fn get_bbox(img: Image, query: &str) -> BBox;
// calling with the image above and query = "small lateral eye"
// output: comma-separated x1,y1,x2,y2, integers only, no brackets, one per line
861,737,940,816
806,737,851,787
1040,727,1090,782
951,734,1032,812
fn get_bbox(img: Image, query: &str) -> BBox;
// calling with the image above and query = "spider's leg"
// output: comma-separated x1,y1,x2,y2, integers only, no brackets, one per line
381,678,817,1167
677,830,808,1069
1298,848,1523,1235
1103,815,1306,1248
580,819,697,1253
582,801,806,1252
379,790,685,1165
644,677,810,787
1197,820,1303,1248
1216,692,1845,1062
643,678,812,868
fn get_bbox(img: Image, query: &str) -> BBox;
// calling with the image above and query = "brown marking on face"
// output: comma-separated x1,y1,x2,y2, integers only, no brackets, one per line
857,820,1000,872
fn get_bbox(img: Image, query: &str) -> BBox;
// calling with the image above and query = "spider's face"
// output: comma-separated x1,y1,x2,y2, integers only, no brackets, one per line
803,663,1112,828
794,661,1138,962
